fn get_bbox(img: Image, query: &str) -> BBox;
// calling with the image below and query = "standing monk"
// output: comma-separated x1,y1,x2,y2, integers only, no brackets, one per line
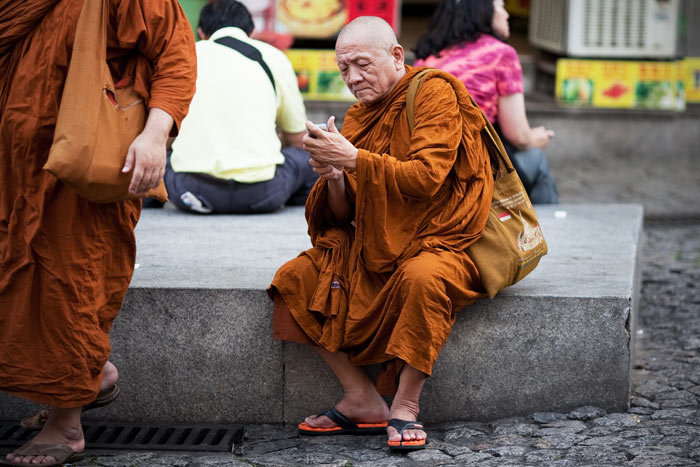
269,16,493,450
0,0,196,465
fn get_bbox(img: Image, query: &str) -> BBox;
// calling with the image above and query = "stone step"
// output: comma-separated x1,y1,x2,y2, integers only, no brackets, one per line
0,204,642,425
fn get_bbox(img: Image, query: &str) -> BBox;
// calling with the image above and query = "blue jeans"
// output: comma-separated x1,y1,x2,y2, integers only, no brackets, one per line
164,146,318,214
493,124,559,205
512,148,559,205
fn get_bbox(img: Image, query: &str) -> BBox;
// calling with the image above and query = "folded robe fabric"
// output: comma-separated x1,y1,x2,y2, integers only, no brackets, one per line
270,66,494,381
0,0,196,407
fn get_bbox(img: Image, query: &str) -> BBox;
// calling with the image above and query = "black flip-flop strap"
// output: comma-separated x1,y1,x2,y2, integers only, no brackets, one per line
321,407,359,429
388,419,424,433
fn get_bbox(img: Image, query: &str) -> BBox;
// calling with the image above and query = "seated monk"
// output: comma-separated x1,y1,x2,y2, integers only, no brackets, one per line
268,16,493,450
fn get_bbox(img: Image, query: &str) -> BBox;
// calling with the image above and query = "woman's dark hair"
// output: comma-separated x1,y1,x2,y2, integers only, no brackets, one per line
198,0,254,37
413,0,495,60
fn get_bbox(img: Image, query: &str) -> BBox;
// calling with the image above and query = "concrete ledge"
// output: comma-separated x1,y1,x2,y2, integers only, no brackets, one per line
0,204,642,425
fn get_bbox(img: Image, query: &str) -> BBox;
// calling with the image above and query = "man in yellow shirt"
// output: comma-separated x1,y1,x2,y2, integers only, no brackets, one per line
166,0,316,213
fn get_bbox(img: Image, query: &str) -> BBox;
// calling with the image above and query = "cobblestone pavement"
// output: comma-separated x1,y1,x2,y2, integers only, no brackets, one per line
75,224,699,466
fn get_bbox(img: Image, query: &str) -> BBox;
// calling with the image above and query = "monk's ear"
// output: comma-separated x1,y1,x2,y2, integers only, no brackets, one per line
390,44,404,70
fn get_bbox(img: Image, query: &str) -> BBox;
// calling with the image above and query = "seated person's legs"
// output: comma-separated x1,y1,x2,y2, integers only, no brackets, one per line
512,148,559,204
274,248,483,446
164,148,318,214
380,250,483,446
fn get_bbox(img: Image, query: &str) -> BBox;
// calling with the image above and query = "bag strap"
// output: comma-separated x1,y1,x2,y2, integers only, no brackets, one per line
406,69,432,132
406,68,514,177
215,36,276,95
468,95,513,175
69,0,109,74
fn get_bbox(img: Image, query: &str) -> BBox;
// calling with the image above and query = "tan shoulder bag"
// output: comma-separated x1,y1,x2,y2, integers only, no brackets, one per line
44,0,167,203
407,69,547,298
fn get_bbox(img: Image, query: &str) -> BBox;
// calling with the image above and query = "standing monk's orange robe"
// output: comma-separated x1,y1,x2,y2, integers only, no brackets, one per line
0,0,196,407
270,67,494,388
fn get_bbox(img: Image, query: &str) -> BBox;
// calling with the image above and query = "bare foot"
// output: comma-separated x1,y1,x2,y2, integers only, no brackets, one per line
100,360,119,391
22,360,119,428
304,390,390,428
387,399,426,444
7,408,84,465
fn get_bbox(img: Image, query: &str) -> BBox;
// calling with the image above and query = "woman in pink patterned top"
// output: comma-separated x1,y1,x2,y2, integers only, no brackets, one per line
414,0,558,204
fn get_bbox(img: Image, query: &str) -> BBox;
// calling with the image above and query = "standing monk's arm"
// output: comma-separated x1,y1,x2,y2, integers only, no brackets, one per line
113,0,197,132
113,0,197,193
122,108,173,193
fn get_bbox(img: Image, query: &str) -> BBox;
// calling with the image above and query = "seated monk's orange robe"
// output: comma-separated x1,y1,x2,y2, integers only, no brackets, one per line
0,0,196,407
270,66,494,386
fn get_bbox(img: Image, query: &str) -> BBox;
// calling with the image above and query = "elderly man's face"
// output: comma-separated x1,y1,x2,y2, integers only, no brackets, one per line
336,40,403,105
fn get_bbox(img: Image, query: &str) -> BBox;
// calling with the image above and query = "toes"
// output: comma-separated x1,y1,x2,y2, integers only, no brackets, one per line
402,429,425,441
386,426,401,442
6,454,58,465
304,415,331,428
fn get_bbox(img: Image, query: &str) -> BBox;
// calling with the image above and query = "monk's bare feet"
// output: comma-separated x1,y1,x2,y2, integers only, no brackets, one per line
6,407,84,465
304,389,389,428
23,360,119,426
101,360,119,390
387,399,426,444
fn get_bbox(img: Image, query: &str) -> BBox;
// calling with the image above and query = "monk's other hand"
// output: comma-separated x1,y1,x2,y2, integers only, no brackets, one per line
303,116,358,171
122,108,173,194
309,158,344,181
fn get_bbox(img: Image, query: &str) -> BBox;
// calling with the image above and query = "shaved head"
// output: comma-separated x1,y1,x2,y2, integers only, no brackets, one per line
335,16,405,104
337,16,398,55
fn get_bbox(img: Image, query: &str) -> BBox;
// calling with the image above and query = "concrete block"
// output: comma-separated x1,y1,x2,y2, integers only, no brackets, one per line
0,204,642,426
100,289,284,424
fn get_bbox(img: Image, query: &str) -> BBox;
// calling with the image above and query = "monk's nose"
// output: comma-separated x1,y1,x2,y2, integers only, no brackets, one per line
346,68,363,85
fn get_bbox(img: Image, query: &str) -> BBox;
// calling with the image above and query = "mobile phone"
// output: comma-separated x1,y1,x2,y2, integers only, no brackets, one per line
309,123,328,138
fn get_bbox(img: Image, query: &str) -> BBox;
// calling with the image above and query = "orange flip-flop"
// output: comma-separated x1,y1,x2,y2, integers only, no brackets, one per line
298,407,388,435
386,418,428,451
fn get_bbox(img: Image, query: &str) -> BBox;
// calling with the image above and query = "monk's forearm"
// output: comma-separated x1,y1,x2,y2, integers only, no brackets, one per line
327,178,352,222
144,108,175,144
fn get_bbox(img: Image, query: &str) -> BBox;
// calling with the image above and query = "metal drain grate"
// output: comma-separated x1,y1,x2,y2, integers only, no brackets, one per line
0,422,244,452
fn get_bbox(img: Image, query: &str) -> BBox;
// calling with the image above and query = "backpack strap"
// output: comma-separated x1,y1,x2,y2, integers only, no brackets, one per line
214,36,277,95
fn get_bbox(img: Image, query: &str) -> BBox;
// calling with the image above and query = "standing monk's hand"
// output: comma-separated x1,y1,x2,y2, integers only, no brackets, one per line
302,116,358,171
122,108,173,194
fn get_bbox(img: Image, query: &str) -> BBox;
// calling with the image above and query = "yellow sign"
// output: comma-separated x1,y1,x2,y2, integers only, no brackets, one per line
285,49,355,101
556,59,685,111
684,57,700,103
